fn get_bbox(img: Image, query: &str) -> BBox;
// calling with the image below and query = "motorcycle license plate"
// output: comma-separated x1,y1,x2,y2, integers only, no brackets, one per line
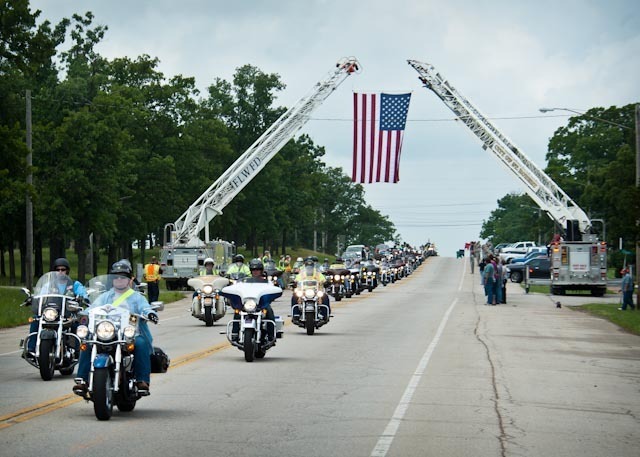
305,305,315,311
203,297,213,305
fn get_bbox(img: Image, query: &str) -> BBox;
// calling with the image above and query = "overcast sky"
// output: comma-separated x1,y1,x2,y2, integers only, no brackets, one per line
30,0,640,257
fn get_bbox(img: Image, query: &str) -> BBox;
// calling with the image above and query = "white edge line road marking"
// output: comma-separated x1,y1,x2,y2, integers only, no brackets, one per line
371,258,463,457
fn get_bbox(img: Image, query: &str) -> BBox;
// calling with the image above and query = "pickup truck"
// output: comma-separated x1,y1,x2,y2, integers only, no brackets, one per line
499,241,538,264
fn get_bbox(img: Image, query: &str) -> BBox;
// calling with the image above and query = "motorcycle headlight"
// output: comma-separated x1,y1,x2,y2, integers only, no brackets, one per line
317,290,324,298
42,308,59,322
96,321,116,341
76,325,89,339
334,274,340,280
243,299,257,312
123,325,136,339
295,290,303,297
202,285,214,295
304,289,316,299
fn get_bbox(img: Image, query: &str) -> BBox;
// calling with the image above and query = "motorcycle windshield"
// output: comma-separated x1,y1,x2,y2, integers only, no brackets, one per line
86,304,132,340
32,272,74,315
220,281,282,310
188,275,229,291
33,271,74,297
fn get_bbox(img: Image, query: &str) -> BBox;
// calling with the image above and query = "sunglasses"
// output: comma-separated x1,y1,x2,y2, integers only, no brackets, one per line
55,268,69,272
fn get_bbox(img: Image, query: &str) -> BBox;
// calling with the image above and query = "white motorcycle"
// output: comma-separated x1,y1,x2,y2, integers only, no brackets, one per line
222,281,283,362
188,275,229,326
291,279,330,335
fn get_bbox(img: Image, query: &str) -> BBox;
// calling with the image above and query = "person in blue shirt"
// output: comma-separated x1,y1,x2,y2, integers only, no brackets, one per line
26,258,88,353
618,268,636,310
73,260,159,396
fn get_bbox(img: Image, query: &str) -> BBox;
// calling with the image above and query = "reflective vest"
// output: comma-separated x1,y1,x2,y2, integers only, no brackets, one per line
144,263,161,282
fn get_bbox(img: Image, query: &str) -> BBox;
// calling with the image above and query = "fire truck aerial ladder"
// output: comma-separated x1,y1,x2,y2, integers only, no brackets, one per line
408,59,607,296
160,57,361,289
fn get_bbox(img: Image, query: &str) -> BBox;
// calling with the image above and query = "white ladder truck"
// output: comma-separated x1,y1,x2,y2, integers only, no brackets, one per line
407,59,607,296
161,57,361,290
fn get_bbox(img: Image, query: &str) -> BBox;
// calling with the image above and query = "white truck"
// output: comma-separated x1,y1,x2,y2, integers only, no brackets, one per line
408,60,607,296
160,58,361,289
499,241,537,264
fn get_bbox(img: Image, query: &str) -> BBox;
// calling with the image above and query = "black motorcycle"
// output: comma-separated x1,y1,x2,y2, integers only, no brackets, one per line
20,272,84,380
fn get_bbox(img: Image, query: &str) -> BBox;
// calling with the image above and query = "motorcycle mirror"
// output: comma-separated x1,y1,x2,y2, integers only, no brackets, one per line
151,301,165,312
21,287,30,296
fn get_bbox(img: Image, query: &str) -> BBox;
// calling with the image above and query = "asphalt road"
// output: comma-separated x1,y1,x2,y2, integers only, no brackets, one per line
1,256,638,457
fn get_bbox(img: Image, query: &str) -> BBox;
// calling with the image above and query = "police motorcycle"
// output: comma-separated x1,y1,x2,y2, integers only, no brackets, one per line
19,272,85,380
222,280,283,362
291,279,330,335
345,259,363,295
325,267,350,301
188,275,229,326
361,260,380,292
378,261,391,286
75,273,166,420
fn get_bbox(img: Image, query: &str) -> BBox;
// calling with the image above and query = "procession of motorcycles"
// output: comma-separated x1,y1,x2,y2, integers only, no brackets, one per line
15,243,434,414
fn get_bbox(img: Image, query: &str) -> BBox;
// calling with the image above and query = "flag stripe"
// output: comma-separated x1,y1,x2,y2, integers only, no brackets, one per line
352,93,357,181
352,92,411,184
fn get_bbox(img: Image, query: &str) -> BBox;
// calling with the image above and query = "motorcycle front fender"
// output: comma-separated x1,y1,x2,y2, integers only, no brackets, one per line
39,329,57,340
93,353,112,369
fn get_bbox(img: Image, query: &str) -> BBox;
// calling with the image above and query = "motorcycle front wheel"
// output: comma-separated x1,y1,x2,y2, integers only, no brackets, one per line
305,311,315,335
204,306,214,327
243,328,255,362
93,368,114,420
38,339,56,381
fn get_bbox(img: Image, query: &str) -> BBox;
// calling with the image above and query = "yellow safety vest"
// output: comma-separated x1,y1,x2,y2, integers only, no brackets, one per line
144,264,160,282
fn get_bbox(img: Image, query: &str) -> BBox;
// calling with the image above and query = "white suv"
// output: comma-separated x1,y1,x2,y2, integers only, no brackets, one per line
499,241,537,264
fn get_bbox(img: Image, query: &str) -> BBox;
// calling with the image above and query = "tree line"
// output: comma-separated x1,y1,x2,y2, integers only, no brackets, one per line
0,2,396,285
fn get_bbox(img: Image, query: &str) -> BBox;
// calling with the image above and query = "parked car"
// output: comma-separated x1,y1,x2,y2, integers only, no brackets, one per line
492,243,512,255
506,256,550,283
509,247,548,264
499,241,538,264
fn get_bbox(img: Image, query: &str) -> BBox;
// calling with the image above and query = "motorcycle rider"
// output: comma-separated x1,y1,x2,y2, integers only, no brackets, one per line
226,254,250,278
291,257,330,321
73,260,159,396
230,258,277,342
200,257,218,276
26,257,88,354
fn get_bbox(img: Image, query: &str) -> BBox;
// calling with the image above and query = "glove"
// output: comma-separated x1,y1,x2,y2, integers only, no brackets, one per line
147,312,159,324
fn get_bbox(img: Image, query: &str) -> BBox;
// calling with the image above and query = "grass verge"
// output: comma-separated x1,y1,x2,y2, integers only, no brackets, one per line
521,284,639,335
572,303,640,336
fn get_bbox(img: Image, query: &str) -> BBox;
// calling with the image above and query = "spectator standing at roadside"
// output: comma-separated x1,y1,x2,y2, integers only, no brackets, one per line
479,257,487,286
483,258,495,305
143,256,163,303
619,268,635,310
500,259,508,304
469,242,475,274
494,258,503,305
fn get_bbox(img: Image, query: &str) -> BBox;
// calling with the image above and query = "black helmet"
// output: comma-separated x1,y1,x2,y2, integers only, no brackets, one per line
233,254,245,263
53,258,70,271
110,260,132,278
304,257,315,267
249,258,264,270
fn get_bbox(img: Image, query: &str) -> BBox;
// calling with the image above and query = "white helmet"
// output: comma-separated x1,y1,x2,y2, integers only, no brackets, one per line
204,257,215,265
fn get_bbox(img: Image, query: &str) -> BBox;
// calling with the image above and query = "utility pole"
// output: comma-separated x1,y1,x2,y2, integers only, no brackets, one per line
636,103,640,309
26,90,33,290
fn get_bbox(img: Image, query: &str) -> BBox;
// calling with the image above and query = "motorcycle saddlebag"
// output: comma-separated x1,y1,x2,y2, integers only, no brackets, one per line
150,346,170,373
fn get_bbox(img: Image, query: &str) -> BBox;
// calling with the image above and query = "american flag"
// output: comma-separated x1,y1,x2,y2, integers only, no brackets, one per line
352,92,411,183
